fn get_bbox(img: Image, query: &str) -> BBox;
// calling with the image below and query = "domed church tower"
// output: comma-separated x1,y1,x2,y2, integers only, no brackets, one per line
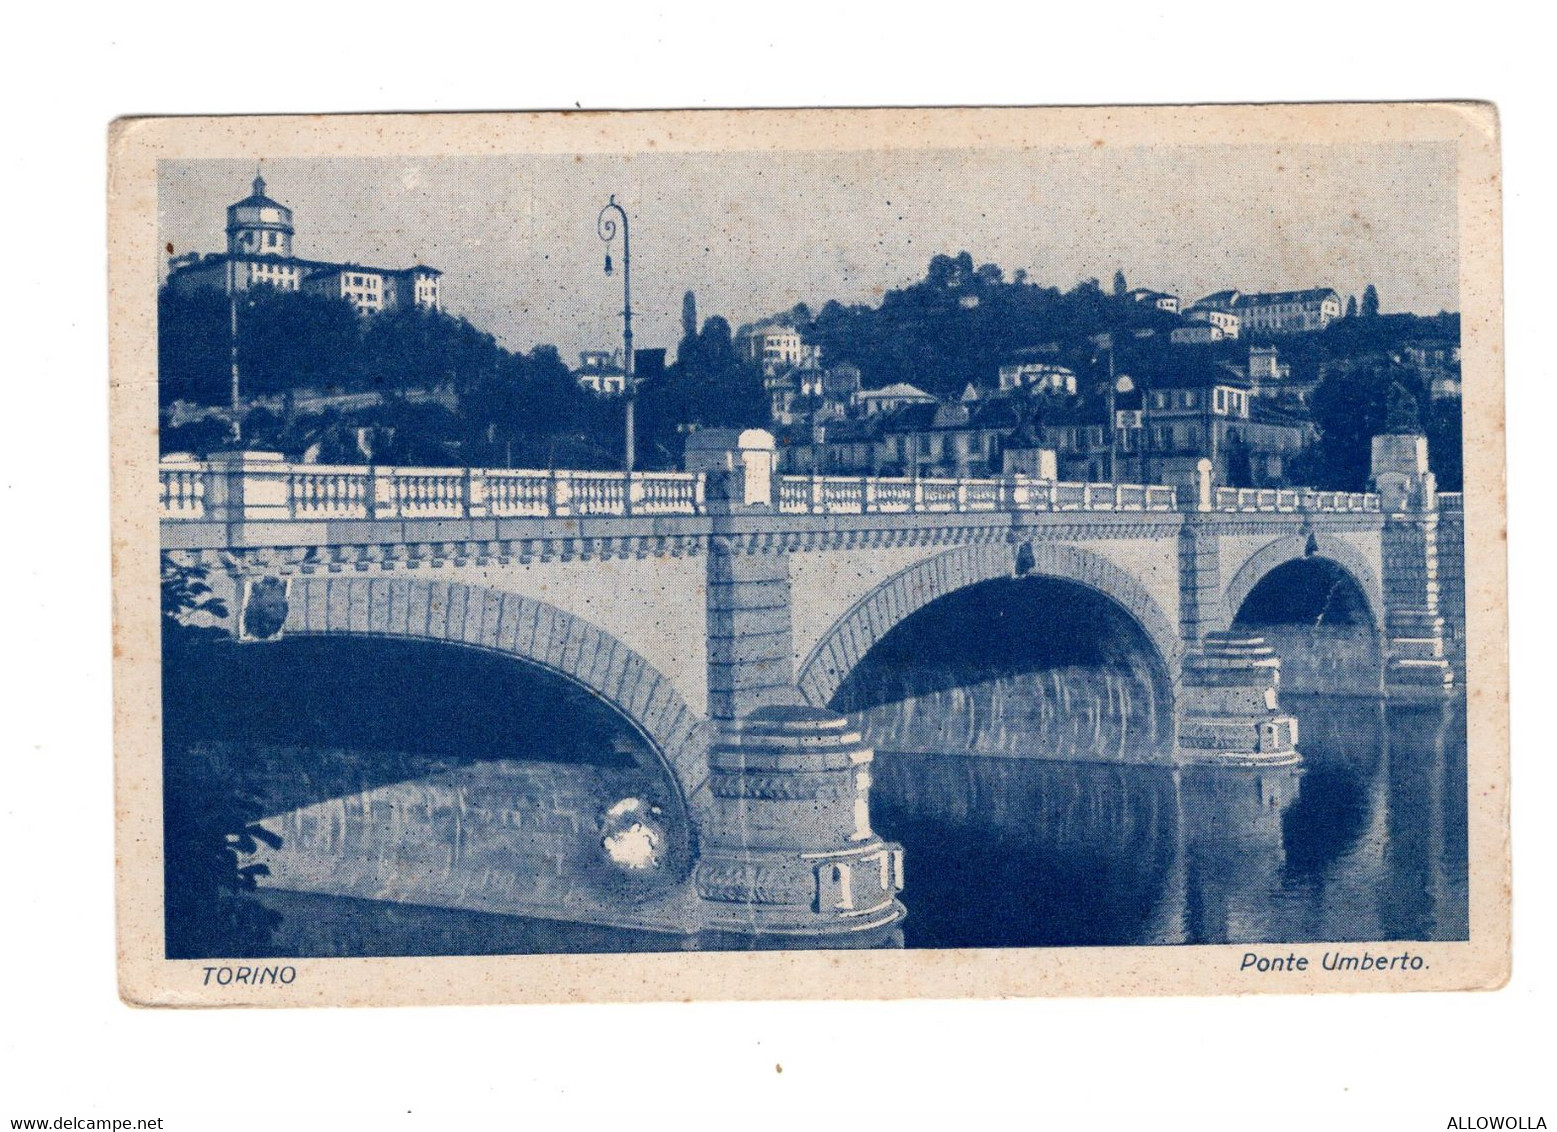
225,171,294,258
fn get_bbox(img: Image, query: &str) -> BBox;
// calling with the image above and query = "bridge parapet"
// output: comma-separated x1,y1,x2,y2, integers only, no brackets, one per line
774,473,1181,515
159,455,1189,523
161,454,1395,526
1209,486,1380,514
158,451,705,523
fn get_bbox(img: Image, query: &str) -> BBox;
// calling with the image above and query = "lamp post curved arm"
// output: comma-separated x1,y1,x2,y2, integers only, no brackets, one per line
598,195,636,475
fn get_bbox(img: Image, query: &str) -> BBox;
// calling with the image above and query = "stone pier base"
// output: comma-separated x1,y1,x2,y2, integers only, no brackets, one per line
694,705,906,937
1176,632,1302,768
1385,609,1456,701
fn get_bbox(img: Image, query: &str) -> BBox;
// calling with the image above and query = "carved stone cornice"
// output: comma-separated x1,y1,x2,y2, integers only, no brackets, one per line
173,534,712,573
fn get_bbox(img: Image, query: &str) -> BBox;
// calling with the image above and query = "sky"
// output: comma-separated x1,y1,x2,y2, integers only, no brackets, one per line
159,142,1458,364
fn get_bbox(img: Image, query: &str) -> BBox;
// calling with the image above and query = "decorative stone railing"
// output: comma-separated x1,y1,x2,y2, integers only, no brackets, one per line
1210,486,1381,514
157,454,1391,523
1437,492,1464,515
157,454,704,521
774,474,1179,515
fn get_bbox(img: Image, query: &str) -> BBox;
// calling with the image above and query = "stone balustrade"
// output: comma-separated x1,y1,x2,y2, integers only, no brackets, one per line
1209,486,1381,514
158,454,705,522
158,453,1393,523
773,474,1180,514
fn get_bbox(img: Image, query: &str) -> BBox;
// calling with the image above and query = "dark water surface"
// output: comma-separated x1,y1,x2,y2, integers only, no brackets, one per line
871,693,1467,948
164,616,1467,957
227,691,1467,957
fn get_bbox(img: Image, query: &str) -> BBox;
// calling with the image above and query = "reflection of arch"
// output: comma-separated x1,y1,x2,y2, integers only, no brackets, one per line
1223,533,1385,631
796,542,1181,709
274,575,712,826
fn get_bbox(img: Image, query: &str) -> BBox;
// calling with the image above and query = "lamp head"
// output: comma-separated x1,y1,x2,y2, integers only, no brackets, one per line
604,253,614,276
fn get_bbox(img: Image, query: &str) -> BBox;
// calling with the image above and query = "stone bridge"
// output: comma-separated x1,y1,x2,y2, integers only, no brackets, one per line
160,430,1463,942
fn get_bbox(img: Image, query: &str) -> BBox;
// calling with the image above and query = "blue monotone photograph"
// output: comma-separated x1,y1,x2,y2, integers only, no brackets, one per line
139,108,1487,986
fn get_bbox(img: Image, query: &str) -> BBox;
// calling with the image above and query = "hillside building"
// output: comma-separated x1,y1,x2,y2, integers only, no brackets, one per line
1398,339,1462,401
779,398,1021,478
1127,288,1180,313
166,174,442,317
1187,288,1342,335
1171,323,1229,345
1178,306,1242,341
1128,366,1313,487
767,361,862,426
997,360,1078,395
1246,345,1292,385
575,349,628,395
741,325,821,376
855,382,938,417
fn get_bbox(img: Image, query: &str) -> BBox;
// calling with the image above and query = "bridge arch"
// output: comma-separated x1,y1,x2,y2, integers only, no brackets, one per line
795,541,1181,710
269,574,713,826
1222,532,1385,632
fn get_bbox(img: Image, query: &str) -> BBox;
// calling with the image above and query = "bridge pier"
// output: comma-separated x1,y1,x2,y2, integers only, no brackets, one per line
1174,460,1301,767
689,428,805,723
688,431,906,937
1373,435,1456,701
1175,632,1301,767
694,705,906,936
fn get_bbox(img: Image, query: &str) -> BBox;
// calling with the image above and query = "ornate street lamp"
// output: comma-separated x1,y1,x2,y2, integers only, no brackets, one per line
597,195,636,475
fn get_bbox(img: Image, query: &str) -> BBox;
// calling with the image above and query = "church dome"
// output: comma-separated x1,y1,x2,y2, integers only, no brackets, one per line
226,172,294,256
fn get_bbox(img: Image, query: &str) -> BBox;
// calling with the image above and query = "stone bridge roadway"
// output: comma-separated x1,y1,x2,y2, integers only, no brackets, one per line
159,430,1463,940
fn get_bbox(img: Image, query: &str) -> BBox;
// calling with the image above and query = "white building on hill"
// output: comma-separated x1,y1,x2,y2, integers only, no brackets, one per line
166,174,442,317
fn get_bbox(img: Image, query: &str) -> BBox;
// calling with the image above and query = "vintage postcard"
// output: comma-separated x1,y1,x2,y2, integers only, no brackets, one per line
111,104,1507,1006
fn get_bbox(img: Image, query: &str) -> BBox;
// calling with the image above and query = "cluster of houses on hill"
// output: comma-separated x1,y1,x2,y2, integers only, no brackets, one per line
565,284,1457,490
769,342,1316,490
724,290,1456,490
727,298,1334,489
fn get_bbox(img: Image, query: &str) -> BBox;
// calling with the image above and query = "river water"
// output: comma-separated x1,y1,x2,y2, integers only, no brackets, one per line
165,615,1467,956
212,687,1465,957
869,692,1467,948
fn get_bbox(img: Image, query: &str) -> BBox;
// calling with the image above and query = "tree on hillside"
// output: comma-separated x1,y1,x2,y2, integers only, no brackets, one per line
158,284,531,406
159,286,234,410
1112,270,1128,298
678,314,738,377
1297,360,1428,490
158,284,365,405
637,314,767,467
157,284,630,468
681,290,698,343
1345,294,1358,318
1424,394,1464,492
926,251,975,289
237,287,364,395
788,255,1179,401
458,344,620,469
1361,284,1381,318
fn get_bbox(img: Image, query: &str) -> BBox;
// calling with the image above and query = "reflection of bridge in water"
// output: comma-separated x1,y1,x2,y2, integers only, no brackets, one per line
159,429,1464,945
870,695,1466,949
